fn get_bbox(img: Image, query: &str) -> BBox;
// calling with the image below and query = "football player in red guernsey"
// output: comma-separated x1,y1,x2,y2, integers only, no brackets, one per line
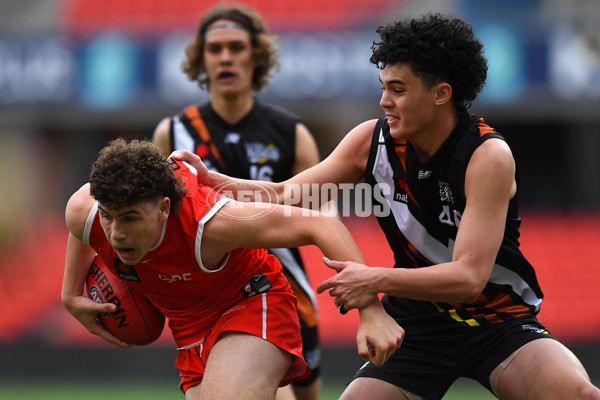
61,138,403,400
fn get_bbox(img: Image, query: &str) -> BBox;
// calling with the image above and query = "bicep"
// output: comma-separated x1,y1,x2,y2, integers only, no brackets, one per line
63,189,98,300
287,119,376,188
204,201,314,253
453,139,516,275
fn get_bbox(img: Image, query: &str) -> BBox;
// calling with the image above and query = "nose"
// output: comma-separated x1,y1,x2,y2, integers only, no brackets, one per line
219,48,232,63
379,90,392,109
109,220,126,242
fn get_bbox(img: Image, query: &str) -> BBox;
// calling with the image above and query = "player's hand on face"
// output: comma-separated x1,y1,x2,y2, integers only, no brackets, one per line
316,257,380,310
64,295,131,348
356,301,404,367
170,150,209,183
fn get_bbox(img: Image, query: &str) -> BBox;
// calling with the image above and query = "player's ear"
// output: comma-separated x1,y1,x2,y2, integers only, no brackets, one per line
158,197,170,221
434,82,452,106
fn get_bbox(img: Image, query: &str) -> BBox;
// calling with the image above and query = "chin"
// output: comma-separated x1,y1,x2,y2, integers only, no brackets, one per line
118,254,142,266
389,129,405,140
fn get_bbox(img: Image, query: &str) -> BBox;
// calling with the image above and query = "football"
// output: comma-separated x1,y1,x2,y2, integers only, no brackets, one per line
86,256,165,345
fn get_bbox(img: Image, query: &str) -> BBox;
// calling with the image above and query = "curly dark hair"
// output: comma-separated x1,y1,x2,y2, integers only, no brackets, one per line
370,13,487,109
182,4,279,92
89,138,187,212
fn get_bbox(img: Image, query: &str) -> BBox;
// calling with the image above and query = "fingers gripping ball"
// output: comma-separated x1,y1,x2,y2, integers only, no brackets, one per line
86,256,165,345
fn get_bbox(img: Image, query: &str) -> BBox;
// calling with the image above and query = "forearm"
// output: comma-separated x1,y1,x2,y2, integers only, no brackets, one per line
61,233,96,308
312,217,364,264
376,261,487,303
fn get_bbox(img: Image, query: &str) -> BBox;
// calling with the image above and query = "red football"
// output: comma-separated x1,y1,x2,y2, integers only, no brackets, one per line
86,256,165,345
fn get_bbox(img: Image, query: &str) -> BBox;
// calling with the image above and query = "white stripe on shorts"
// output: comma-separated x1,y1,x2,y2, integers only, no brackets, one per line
262,293,267,339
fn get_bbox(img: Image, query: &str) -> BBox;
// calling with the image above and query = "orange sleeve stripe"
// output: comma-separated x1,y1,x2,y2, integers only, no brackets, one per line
184,106,226,169
478,118,496,137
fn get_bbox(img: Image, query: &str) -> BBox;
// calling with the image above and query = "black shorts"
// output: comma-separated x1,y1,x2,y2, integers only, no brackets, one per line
294,324,320,387
353,313,555,399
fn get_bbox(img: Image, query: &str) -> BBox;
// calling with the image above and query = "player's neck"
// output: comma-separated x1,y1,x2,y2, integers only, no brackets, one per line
410,110,458,163
211,94,254,125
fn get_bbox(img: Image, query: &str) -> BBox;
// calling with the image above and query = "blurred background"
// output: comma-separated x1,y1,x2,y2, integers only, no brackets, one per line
0,0,599,398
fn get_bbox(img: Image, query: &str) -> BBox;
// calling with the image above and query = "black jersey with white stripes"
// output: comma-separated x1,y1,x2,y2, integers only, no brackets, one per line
365,110,544,327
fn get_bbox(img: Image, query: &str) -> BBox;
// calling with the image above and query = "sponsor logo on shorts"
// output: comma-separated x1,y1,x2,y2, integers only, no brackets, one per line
221,305,246,316
521,324,549,335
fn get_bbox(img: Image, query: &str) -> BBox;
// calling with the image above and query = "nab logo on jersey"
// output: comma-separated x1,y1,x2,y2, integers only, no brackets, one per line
393,177,409,203
114,258,141,282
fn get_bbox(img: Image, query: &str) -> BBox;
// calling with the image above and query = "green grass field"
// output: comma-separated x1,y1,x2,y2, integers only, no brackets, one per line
0,380,496,400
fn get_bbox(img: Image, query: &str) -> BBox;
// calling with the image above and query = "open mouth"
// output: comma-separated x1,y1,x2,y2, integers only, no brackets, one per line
386,116,399,124
219,72,234,80
115,247,135,258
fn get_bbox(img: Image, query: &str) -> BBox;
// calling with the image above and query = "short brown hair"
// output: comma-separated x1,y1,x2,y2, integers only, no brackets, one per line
89,138,187,212
182,4,279,92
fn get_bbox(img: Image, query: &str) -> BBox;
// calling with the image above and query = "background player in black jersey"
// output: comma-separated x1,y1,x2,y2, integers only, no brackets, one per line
152,5,323,400
175,12,600,400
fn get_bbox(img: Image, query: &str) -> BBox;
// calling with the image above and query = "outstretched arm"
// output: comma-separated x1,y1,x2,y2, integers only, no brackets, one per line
201,200,404,366
62,184,131,348
171,119,377,207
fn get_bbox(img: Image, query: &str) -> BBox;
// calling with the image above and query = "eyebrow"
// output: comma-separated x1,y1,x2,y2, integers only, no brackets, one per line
98,205,139,217
379,77,407,86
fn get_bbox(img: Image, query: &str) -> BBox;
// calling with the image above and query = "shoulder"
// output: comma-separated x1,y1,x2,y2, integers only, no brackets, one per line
152,117,172,156
471,137,514,167
452,113,506,162
467,138,515,193
327,119,379,174
65,183,96,240
348,119,380,141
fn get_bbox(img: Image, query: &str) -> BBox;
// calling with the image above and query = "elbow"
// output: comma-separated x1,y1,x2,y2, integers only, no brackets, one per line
61,289,72,310
462,287,483,304
460,276,487,303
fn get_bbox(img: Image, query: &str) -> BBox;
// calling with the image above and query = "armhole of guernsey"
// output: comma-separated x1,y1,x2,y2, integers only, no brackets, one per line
82,201,99,246
172,115,196,152
195,197,232,272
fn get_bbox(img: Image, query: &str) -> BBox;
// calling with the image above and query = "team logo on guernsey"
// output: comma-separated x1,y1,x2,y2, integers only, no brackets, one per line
439,181,454,203
114,258,141,282
245,142,280,164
